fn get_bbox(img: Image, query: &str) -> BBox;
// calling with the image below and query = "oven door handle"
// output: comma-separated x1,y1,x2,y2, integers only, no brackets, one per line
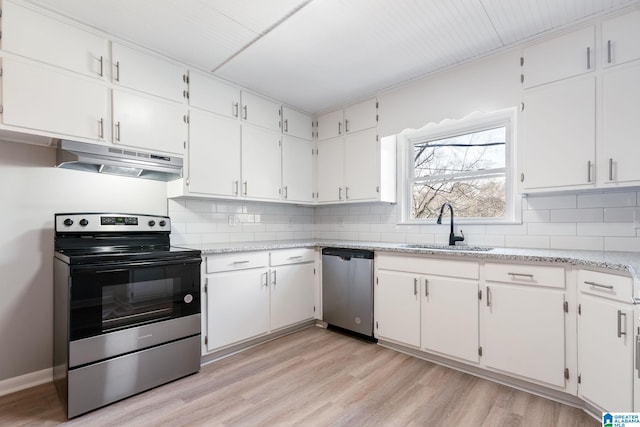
77,257,201,273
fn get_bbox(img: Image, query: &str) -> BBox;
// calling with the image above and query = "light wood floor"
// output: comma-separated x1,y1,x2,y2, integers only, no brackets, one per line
0,326,598,427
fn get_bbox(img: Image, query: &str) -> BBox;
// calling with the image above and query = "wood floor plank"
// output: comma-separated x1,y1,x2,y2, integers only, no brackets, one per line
0,326,599,427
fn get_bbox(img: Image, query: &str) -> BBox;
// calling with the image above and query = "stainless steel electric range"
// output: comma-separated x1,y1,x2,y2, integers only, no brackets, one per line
53,213,202,418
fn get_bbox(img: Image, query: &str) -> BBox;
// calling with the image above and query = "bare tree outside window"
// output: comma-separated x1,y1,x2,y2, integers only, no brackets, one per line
411,126,507,219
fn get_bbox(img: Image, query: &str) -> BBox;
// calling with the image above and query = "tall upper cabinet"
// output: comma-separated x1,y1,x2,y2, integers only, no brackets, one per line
520,8,640,192
0,1,108,142
316,98,396,204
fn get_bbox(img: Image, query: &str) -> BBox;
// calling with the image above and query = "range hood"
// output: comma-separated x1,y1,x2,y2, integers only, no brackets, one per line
56,140,183,182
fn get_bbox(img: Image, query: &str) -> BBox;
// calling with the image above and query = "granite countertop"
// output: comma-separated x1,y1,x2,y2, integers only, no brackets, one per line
177,239,640,280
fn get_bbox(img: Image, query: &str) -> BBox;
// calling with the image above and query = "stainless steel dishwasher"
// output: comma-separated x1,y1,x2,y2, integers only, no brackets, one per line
322,248,375,340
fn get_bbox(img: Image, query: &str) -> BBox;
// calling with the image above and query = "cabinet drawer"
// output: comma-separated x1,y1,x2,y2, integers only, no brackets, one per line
270,248,315,266
376,254,479,280
205,251,269,273
485,263,565,289
578,270,633,303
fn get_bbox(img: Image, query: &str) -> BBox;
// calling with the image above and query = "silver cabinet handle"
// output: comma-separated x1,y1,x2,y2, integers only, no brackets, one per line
115,121,121,141
234,102,239,118
287,256,303,260
338,187,343,200
508,272,534,279
584,280,614,290
284,119,288,133
609,158,614,181
243,181,248,196
272,270,277,286
345,119,350,133
98,56,103,77
338,122,342,135
233,260,250,265
263,272,269,287
243,105,248,120
234,180,239,196
283,186,288,199
618,310,627,338
587,160,592,183
586,47,591,70
345,186,349,200
607,40,612,64
114,60,120,82
98,118,104,138
424,278,429,297
413,278,418,296
486,286,492,307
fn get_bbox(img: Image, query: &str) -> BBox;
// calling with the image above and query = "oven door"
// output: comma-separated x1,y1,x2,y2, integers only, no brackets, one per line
69,257,201,342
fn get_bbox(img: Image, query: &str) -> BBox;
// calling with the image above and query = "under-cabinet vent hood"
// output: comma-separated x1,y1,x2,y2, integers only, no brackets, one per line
56,140,183,181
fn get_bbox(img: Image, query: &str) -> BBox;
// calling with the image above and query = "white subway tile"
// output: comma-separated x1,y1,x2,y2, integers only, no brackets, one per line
380,232,406,243
550,236,604,251
577,191,636,208
528,223,576,236
406,233,435,244
577,222,636,237
171,233,202,246
201,233,229,244
522,209,549,223
486,224,527,235
229,233,255,242
604,207,637,222
605,237,640,252
550,208,603,223
294,231,313,240
526,195,576,210
505,235,550,249
349,205,370,215
339,231,359,240
242,223,266,233
464,234,505,247
358,232,382,242
185,199,215,212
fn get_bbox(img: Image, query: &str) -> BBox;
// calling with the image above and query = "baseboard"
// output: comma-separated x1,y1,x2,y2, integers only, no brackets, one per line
0,368,52,397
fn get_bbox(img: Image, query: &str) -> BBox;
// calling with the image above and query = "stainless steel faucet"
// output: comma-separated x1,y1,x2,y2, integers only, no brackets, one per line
436,202,465,246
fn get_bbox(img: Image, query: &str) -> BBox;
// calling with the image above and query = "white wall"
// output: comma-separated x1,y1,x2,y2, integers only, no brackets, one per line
0,140,167,383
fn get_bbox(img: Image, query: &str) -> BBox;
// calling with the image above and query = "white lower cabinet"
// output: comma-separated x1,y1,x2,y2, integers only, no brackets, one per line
203,249,316,353
483,263,567,388
577,270,635,412
375,270,421,347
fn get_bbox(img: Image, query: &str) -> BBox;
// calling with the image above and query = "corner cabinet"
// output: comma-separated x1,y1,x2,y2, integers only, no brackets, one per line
577,270,635,412
202,248,316,354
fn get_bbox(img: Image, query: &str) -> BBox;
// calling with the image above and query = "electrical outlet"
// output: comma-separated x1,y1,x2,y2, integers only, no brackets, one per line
228,215,239,227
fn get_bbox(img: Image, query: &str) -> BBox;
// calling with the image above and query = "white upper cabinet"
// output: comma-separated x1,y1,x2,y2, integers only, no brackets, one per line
282,136,314,203
1,1,106,79
344,128,381,201
186,109,241,197
188,71,240,119
241,126,282,200
344,98,378,134
522,26,595,89
602,62,640,186
112,90,186,155
2,58,108,141
601,9,640,68
317,109,344,141
521,77,596,190
112,43,187,102
282,107,312,141
316,137,344,203
241,92,282,132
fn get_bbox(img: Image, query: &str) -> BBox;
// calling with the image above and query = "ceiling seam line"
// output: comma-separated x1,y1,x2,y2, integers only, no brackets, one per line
479,0,504,46
211,0,315,73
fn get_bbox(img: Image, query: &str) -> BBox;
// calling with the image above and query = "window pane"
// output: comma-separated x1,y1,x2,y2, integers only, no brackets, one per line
411,176,506,219
414,127,506,178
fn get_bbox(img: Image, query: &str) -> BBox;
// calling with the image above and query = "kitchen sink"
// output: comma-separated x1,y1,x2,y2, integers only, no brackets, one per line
401,244,494,252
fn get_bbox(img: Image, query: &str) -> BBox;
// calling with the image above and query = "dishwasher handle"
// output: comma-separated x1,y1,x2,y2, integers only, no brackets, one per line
321,247,374,259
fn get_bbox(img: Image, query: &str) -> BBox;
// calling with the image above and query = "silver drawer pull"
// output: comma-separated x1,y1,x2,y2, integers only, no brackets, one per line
584,281,614,290
233,260,250,265
508,272,534,279
287,256,303,260
618,310,627,338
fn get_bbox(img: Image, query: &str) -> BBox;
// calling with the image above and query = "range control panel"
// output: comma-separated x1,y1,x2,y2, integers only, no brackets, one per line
55,213,170,233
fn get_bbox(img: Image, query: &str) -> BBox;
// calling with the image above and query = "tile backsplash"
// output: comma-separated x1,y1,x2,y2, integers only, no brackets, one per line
169,190,640,252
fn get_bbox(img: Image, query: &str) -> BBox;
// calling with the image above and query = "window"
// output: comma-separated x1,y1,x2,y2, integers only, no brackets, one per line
400,109,518,223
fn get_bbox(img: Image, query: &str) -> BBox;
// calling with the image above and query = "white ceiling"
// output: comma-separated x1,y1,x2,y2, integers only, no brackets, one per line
24,0,640,113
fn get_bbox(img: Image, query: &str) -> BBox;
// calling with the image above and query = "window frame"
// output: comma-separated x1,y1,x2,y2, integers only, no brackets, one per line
397,108,521,225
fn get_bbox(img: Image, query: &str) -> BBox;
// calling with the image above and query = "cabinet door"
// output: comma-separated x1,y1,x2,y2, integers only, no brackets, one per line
522,26,594,89
189,71,240,119
483,284,566,388
270,264,315,330
602,63,640,185
316,137,344,202
112,43,186,102
206,268,270,350
241,126,282,200
344,128,379,201
578,294,634,412
2,58,107,141
2,1,106,78
317,109,343,141
241,92,281,132
602,9,640,68
282,107,312,141
375,270,420,347
282,136,313,203
421,276,479,363
188,109,241,197
344,98,378,134
521,77,595,190
112,90,186,155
